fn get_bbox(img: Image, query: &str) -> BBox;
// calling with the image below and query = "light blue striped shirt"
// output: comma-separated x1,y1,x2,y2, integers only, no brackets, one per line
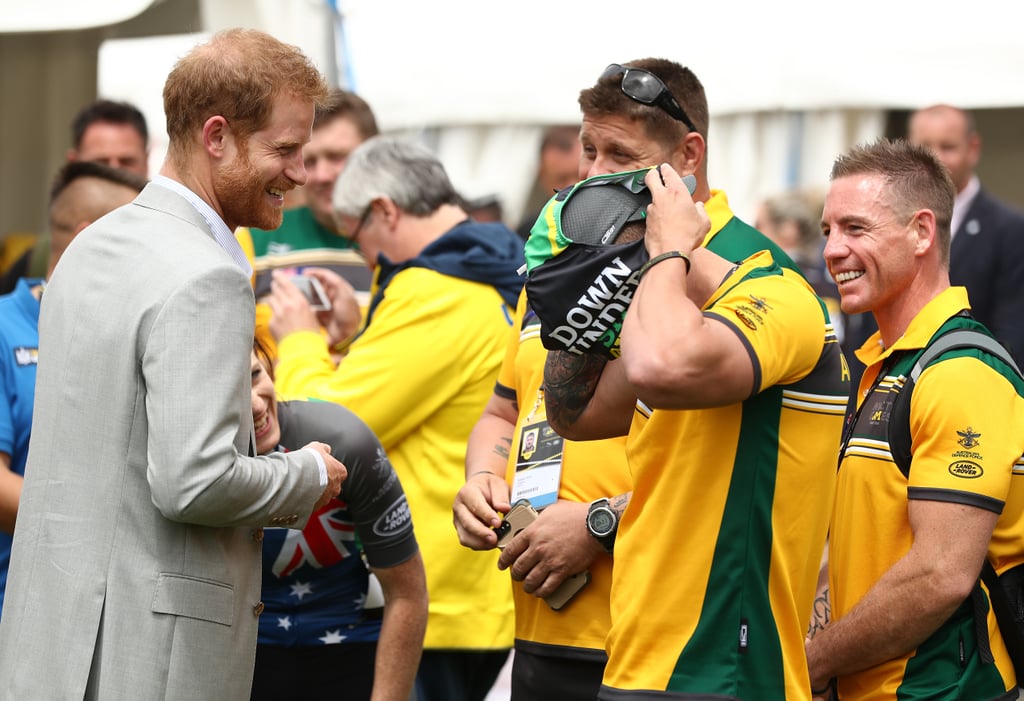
150,174,253,277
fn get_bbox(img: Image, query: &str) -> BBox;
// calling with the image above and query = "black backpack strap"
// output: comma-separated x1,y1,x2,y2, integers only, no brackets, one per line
887,324,1024,679
983,560,1024,682
909,330,1020,383
888,328,1020,478
971,584,996,665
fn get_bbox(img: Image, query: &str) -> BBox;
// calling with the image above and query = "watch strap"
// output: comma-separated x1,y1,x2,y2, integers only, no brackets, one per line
587,498,617,554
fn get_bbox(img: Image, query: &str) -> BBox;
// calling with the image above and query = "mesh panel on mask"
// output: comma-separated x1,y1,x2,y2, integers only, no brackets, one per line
559,185,651,246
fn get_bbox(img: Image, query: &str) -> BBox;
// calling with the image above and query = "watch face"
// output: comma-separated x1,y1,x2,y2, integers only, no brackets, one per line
589,508,616,536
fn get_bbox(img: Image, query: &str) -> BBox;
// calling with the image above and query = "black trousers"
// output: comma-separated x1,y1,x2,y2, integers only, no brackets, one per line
251,641,376,701
414,649,510,701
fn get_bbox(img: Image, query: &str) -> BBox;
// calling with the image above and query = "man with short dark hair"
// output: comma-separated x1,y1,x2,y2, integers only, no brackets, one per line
806,137,1024,700
67,98,150,176
0,98,152,293
532,157,847,698
453,58,831,701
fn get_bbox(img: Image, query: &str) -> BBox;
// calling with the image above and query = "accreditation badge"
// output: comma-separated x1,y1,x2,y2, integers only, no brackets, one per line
510,391,564,509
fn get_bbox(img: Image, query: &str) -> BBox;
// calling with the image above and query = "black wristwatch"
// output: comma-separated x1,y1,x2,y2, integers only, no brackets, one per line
586,498,618,554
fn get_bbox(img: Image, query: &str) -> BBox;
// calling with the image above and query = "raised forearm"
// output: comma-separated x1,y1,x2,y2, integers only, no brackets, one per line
543,351,632,439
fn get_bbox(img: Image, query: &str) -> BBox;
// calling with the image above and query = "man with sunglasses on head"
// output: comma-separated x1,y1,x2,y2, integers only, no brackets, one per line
455,58,830,700
576,60,797,267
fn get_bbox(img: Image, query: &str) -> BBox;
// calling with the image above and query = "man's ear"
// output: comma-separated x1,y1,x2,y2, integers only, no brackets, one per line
376,197,401,230
202,116,231,159
911,209,938,257
671,130,706,178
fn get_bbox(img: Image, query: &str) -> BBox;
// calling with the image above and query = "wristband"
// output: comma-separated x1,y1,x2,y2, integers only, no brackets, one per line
638,250,690,279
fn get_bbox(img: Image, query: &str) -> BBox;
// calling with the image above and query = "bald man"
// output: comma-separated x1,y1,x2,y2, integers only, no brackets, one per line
908,104,1024,365
0,160,147,616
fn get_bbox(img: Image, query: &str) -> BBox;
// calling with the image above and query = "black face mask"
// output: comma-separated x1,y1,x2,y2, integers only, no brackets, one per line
524,238,649,359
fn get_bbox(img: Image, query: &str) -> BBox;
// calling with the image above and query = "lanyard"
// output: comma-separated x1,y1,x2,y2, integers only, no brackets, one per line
836,354,899,470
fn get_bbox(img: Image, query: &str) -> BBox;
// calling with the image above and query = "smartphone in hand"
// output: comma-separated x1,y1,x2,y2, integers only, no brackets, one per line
291,274,331,311
495,500,591,611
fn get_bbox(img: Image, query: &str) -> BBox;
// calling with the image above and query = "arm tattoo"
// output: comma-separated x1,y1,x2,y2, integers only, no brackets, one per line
543,350,608,428
610,492,632,520
492,436,511,460
807,587,831,639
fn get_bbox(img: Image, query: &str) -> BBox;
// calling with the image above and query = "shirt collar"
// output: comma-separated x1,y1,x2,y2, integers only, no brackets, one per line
855,286,971,366
951,174,980,239
702,189,735,245
14,277,44,316
150,174,252,277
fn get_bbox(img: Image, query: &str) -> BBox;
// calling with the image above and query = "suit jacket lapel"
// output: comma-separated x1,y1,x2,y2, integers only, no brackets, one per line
133,183,217,240
950,190,987,276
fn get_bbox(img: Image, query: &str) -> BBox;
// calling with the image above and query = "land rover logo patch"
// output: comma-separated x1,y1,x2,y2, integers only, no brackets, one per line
948,460,983,479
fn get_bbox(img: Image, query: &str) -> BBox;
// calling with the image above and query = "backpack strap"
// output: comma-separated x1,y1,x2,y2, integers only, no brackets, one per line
887,323,1024,678
910,330,1020,383
888,328,1020,478
983,560,1024,681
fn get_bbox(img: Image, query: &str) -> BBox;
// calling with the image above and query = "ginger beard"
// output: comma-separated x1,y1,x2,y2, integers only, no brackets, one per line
215,139,292,231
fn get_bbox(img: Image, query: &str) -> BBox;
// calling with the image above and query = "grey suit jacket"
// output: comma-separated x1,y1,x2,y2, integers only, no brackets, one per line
0,184,323,700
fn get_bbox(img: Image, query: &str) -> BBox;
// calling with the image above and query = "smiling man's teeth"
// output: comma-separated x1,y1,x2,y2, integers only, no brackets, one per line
268,187,284,197
835,270,865,283
254,413,269,433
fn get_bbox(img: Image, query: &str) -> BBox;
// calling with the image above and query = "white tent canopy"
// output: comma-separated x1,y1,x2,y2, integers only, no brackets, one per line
12,0,1021,116
90,0,1024,223
340,0,1024,128
2,0,158,32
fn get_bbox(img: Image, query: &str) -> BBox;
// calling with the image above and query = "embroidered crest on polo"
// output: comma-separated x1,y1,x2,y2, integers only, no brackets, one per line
523,167,696,359
957,426,981,449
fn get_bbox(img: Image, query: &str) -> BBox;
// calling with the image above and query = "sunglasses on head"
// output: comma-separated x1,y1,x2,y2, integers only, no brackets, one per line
600,63,697,134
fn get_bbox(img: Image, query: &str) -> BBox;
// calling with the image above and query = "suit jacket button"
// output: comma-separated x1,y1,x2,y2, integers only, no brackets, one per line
253,601,265,616
252,528,264,543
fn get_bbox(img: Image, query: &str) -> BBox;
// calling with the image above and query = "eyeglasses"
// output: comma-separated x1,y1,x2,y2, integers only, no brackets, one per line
600,63,698,134
342,202,373,245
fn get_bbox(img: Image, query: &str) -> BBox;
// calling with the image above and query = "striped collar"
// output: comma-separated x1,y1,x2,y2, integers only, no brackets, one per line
151,175,252,277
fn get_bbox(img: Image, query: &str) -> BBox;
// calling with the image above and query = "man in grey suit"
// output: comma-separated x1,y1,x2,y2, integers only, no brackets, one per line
0,29,345,700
